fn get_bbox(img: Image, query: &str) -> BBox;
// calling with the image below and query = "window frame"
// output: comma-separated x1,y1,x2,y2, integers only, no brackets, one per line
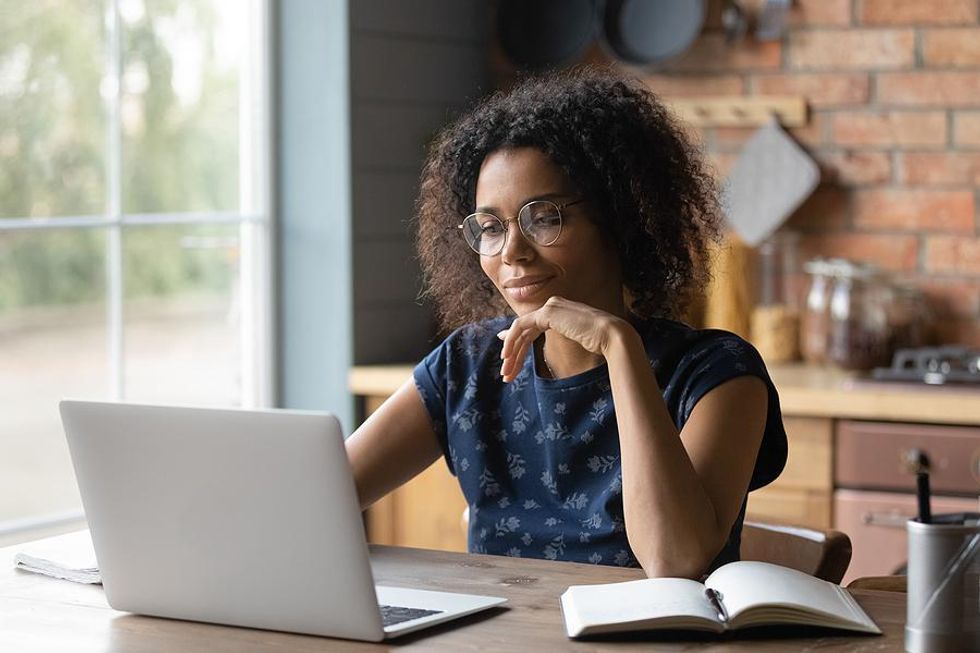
0,0,276,538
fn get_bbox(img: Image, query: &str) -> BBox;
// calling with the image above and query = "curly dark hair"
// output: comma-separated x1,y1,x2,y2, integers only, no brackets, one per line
415,67,722,333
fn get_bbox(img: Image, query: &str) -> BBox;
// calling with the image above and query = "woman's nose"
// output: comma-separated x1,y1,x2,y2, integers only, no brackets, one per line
500,221,534,264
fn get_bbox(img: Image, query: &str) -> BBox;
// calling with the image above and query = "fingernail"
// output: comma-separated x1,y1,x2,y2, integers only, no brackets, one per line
496,330,507,340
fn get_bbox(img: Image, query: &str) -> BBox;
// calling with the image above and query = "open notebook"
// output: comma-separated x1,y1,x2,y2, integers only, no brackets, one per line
560,561,881,638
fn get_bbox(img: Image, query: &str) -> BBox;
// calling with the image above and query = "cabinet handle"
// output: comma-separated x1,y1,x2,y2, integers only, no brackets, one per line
861,511,910,528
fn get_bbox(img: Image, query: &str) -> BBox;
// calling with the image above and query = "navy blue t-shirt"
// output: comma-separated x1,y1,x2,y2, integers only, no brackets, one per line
413,315,787,572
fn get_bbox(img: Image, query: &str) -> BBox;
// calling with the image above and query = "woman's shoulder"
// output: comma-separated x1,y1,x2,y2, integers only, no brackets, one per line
634,315,752,347
633,316,768,379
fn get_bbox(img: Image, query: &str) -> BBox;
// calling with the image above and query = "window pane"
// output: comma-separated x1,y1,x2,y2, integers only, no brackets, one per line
0,229,108,523
120,0,241,213
0,1,108,218
122,223,241,405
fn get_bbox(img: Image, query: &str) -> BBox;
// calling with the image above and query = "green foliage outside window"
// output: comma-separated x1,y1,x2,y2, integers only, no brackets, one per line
0,0,241,312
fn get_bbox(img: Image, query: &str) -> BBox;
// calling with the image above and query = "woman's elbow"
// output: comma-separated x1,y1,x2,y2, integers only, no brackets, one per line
632,533,727,579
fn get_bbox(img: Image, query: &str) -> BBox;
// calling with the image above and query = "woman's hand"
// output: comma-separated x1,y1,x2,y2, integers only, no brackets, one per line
497,296,631,382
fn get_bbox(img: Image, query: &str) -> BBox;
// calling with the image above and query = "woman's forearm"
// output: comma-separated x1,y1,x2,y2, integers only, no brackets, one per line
603,324,729,578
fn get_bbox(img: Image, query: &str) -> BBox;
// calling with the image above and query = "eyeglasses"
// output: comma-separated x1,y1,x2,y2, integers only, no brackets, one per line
457,198,585,257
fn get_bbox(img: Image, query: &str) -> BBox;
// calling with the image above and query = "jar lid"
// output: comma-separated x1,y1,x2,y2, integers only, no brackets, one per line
826,259,877,278
803,258,832,275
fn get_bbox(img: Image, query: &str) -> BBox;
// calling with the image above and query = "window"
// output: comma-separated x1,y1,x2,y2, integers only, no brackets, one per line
0,0,273,539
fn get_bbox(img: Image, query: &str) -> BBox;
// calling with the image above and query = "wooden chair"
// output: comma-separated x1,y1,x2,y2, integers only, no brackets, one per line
464,511,854,583
845,575,907,592
740,520,852,584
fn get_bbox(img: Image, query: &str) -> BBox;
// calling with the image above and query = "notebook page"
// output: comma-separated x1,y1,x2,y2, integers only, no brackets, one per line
704,561,875,630
561,577,719,635
12,530,101,584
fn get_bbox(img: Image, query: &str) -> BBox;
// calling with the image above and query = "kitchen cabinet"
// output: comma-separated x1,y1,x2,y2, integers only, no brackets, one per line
350,364,980,576
744,416,833,529
832,419,980,583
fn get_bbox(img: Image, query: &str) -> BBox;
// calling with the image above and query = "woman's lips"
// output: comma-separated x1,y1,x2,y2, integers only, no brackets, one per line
504,276,553,301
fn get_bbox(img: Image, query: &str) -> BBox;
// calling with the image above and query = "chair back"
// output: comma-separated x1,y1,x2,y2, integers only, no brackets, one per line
740,520,852,584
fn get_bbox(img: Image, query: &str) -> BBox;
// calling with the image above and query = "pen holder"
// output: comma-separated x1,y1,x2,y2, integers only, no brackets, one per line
905,513,980,653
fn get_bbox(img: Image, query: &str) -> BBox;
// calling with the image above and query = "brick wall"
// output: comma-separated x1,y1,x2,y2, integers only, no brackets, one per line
496,0,980,346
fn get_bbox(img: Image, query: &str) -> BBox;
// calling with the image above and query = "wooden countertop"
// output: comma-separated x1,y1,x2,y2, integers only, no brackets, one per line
349,363,980,426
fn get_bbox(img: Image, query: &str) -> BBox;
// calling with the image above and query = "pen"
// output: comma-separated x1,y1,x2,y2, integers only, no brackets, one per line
916,471,931,524
704,588,729,624
905,449,932,524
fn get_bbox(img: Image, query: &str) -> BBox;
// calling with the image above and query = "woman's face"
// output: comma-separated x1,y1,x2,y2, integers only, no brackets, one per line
473,147,624,317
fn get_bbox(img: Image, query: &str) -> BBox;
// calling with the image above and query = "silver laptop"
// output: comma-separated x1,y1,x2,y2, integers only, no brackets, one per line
59,400,506,641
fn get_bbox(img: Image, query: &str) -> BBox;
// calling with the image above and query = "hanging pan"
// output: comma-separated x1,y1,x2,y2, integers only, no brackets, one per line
600,0,706,66
496,0,598,71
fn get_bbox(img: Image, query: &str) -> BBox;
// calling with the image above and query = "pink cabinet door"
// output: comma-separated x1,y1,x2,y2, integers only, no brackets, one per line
836,420,980,495
834,489,978,585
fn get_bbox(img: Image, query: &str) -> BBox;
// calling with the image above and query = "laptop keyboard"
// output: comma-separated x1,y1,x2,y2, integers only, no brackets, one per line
379,604,443,627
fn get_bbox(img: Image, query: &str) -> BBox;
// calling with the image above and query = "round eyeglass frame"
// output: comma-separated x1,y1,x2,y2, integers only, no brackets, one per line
457,198,585,256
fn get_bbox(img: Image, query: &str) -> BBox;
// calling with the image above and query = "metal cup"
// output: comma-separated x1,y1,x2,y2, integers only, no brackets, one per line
906,513,980,653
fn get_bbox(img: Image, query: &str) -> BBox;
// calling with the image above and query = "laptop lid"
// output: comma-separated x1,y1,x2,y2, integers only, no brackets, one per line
60,400,387,641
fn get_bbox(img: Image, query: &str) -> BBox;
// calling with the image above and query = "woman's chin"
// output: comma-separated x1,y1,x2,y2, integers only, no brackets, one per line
505,295,553,316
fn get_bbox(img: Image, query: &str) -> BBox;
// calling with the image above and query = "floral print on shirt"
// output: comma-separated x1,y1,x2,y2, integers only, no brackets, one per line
414,315,787,571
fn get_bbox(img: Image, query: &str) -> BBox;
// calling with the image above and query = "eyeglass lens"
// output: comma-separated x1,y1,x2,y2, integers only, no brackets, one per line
461,200,563,256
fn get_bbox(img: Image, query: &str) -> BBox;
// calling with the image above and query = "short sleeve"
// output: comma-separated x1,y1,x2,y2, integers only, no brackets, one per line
413,338,454,474
673,332,787,490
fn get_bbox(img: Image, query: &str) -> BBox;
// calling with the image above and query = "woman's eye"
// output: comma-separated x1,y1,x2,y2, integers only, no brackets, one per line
481,223,504,235
532,215,560,227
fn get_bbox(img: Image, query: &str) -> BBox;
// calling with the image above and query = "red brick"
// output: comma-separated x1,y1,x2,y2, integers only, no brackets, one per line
786,112,826,149
788,30,914,70
753,74,869,108
667,34,782,72
878,73,980,108
917,278,980,318
642,75,745,98
815,151,892,185
922,29,980,67
831,111,947,148
854,189,974,233
858,0,978,25
799,233,919,271
901,152,980,185
955,112,980,148
788,0,852,27
785,186,852,231
932,320,980,347
925,236,980,274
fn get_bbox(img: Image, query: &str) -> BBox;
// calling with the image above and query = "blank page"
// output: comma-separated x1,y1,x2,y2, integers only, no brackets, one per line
705,561,874,629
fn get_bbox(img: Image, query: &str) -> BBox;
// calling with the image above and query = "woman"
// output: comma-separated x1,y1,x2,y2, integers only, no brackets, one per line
346,68,787,579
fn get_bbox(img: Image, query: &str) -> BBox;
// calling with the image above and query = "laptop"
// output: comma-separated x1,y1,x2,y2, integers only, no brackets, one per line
59,400,506,641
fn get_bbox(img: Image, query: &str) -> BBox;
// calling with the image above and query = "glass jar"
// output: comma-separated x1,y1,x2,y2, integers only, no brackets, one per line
756,231,801,307
801,258,834,364
751,231,801,363
887,285,932,352
826,262,891,371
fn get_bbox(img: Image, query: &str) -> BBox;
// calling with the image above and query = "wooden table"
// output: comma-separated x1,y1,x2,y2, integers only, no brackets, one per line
2,532,907,652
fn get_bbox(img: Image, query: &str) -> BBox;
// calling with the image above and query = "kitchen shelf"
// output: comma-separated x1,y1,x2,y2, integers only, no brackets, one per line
665,95,807,127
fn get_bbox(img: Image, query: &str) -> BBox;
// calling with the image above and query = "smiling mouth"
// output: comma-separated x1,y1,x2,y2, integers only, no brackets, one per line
504,278,552,301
